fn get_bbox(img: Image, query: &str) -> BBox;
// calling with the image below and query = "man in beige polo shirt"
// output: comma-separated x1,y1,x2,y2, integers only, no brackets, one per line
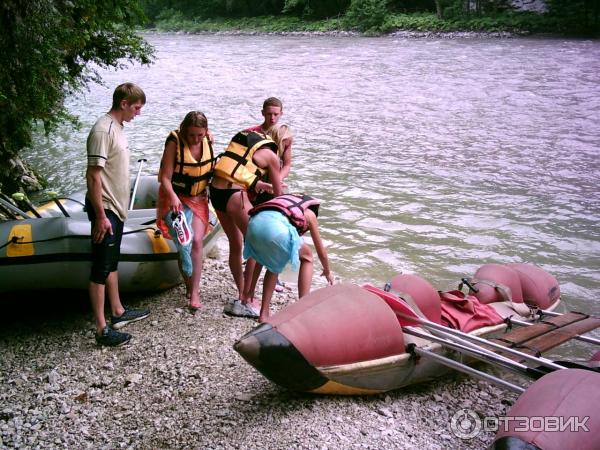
86,82,149,346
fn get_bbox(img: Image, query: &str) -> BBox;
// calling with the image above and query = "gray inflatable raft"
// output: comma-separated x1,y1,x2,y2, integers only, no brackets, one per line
0,176,221,293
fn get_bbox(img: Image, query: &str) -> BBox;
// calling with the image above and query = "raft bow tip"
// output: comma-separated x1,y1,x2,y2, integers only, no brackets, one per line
233,322,330,393
233,332,262,365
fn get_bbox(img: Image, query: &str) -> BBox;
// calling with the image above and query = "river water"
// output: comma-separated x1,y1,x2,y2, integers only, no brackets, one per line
27,33,600,328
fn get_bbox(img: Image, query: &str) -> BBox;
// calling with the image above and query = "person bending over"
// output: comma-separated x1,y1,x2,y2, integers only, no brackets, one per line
243,193,334,322
209,131,283,318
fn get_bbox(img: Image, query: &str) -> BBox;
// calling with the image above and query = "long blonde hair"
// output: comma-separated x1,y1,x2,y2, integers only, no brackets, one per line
267,123,293,158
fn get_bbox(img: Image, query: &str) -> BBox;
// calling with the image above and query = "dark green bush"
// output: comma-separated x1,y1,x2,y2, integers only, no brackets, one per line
344,0,389,31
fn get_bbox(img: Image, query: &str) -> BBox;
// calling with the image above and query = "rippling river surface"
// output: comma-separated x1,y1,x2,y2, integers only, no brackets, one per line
28,33,600,325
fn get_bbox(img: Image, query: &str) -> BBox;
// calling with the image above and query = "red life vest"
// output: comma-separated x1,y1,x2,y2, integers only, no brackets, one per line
248,194,320,234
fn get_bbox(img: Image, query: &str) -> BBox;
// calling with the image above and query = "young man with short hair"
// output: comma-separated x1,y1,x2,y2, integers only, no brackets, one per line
248,97,290,177
86,82,150,346
247,97,284,135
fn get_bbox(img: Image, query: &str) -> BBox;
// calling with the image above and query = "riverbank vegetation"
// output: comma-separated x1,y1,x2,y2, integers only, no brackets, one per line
143,0,600,36
0,1,154,197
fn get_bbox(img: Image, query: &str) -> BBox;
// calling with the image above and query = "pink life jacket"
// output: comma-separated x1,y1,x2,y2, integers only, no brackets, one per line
248,194,320,234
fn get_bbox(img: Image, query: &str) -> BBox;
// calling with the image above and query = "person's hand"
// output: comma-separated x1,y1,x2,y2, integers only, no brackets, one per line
170,194,183,214
322,270,334,285
256,180,273,194
92,216,112,244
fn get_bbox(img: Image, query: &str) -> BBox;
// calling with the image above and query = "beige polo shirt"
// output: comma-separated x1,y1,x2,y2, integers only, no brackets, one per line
86,114,130,221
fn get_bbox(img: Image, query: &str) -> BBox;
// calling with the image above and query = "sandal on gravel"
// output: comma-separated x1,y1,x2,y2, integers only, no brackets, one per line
223,299,258,319
223,298,238,315
274,279,286,292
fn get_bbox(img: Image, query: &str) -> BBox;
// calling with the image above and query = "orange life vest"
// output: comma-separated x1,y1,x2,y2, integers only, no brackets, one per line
168,130,215,196
213,131,277,190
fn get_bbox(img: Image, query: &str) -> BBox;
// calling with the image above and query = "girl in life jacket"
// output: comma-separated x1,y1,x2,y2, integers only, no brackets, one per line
157,111,215,311
243,193,335,322
210,130,284,318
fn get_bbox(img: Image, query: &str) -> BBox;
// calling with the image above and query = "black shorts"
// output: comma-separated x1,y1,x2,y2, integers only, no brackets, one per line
209,186,240,212
86,197,124,284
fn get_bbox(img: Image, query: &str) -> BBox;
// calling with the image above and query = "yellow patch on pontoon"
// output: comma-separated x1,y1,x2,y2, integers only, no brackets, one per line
36,199,65,214
310,380,383,396
145,229,171,253
7,224,34,257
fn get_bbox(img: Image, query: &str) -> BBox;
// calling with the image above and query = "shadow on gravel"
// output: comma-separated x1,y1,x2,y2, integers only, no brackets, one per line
230,376,441,420
0,288,155,338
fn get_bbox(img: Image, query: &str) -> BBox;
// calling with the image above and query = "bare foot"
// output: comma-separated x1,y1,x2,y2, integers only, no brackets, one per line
258,314,269,323
189,293,202,311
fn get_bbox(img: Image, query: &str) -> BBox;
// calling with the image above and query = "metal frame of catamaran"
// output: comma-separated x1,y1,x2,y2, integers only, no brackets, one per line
395,304,599,394
313,290,599,395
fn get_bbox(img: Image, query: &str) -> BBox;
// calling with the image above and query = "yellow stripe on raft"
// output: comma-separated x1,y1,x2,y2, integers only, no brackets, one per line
310,380,384,396
7,224,34,257
35,200,59,214
21,199,65,217
145,229,171,253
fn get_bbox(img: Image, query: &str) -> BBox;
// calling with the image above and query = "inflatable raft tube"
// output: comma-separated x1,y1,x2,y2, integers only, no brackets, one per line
507,263,561,310
234,277,502,395
0,176,222,293
234,282,406,395
491,369,600,450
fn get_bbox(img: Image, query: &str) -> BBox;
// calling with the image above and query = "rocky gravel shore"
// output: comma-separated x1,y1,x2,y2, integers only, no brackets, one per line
1,237,519,449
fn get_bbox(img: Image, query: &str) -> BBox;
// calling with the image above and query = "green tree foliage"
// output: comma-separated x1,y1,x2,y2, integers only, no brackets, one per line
388,0,436,13
0,0,154,192
438,0,514,19
547,0,600,35
142,0,288,21
141,0,352,20
344,0,390,31
282,0,351,18
142,0,600,36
